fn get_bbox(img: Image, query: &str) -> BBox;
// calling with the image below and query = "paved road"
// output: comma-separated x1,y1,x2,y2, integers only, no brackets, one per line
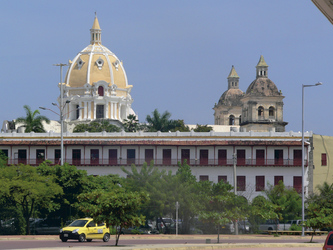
0,234,327,250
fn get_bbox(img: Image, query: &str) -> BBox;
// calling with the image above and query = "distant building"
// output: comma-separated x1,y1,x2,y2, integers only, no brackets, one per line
61,15,134,132
0,130,312,201
214,56,288,132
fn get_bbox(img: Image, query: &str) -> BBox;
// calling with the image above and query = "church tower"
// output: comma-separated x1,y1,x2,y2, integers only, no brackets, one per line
213,66,244,125
240,55,288,132
60,15,134,131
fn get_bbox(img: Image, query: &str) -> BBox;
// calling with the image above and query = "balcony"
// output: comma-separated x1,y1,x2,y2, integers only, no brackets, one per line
6,158,307,167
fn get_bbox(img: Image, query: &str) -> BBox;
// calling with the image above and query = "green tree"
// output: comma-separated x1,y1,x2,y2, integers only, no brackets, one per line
199,180,246,241
16,105,50,133
169,119,190,132
77,189,149,246
305,182,333,242
193,124,213,132
123,114,140,132
146,109,172,132
0,150,8,167
265,181,301,224
73,120,121,132
0,165,63,234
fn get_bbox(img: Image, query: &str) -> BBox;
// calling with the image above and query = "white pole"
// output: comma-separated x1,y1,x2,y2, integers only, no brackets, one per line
301,82,322,237
176,201,179,235
233,153,238,235
54,63,67,166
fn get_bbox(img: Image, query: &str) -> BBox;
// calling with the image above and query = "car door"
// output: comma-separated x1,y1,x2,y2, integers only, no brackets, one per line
86,220,97,238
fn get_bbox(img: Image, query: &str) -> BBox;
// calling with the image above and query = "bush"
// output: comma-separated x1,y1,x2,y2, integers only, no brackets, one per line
290,224,302,231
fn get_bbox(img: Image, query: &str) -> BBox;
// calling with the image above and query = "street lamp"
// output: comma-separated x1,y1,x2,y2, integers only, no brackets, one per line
301,82,322,236
40,103,83,166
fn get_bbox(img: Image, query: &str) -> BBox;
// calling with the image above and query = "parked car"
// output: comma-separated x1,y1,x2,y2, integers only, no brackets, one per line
30,218,61,235
59,218,110,242
238,220,252,234
259,219,291,231
323,231,333,250
220,222,235,234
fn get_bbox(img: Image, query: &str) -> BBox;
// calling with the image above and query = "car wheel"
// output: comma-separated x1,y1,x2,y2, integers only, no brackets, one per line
78,233,86,242
103,233,110,242
61,238,68,242
87,239,92,242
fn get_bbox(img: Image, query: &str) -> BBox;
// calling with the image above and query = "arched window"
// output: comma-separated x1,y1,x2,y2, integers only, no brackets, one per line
98,86,104,96
258,106,264,119
239,115,242,124
229,115,235,125
269,106,275,117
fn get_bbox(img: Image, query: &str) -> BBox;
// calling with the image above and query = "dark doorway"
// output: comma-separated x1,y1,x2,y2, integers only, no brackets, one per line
145,149,154,165
163,149,171,165
256,149,265,165
109,149,117,165
91,149,99,165
237,150,245,165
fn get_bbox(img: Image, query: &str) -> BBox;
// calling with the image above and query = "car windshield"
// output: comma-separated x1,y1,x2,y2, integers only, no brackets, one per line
68,220,88,227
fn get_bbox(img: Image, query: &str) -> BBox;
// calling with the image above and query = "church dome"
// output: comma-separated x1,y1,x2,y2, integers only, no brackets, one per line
64,16,130,94
245,55,281,97
245,78,281,96
218,88,244,106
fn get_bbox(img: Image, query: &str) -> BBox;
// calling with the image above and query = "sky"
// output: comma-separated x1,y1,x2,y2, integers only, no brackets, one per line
1,1,332,135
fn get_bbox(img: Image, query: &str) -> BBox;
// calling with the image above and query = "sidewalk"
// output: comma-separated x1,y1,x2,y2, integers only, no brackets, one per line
0,234,326,250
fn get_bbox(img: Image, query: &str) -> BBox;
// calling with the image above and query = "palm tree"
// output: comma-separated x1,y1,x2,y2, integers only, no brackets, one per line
16,105,50,133
146,109,172,132
123,114,140,132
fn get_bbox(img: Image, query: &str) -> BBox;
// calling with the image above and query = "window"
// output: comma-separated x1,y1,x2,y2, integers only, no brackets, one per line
229,115,235,125
76,105,80,119
72,149,81,165
239,115,241,124
200,150,208,165
274,150,283,165
218,149,227,165
96,105,104,119
145,149,153,164
55,149,61,165
237,149,245,165
256,149,265,165
18,149,27,164
258,106,264,118
274,176,283,186
218,175,227,183
163,149,171,165
109,149,117,165
237,176,246,191
269,106,275,117
36,149,45,164
293,150,302,166
293,176,302,193
98,86,104,96
199,175,209,181
90,149,99,165
127,149,135,165
322,153,327,166
181,149,190,165
256,176,265,191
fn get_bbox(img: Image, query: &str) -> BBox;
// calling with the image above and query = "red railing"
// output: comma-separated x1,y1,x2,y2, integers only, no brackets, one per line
6,158,307,167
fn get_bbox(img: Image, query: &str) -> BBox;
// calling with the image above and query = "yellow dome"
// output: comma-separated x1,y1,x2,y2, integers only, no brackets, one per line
64,16,131,96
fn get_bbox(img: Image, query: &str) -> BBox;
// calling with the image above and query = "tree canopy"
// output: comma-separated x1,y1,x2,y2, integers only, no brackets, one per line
73,120,121,133
16,105,50,133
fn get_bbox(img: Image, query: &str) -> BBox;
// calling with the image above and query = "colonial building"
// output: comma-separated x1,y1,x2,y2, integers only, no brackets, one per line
0,15,317,201
0,130,312,201
214,56,288,132
61,15,134,132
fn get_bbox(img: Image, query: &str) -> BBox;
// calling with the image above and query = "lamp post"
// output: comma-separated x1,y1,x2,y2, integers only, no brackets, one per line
233,152,238,235
54,63,67,166
301,82,322,236
40,103,83,165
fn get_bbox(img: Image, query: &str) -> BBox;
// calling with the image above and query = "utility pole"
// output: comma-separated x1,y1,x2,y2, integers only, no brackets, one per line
176,201,179,235
233,152,238,235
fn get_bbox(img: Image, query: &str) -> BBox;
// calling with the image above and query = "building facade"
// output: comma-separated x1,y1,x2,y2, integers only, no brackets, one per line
61,15,134,131
214,56,288,132
0,130,312,201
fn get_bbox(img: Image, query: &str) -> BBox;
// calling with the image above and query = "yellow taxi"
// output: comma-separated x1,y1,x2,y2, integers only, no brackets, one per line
59,218,110,242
